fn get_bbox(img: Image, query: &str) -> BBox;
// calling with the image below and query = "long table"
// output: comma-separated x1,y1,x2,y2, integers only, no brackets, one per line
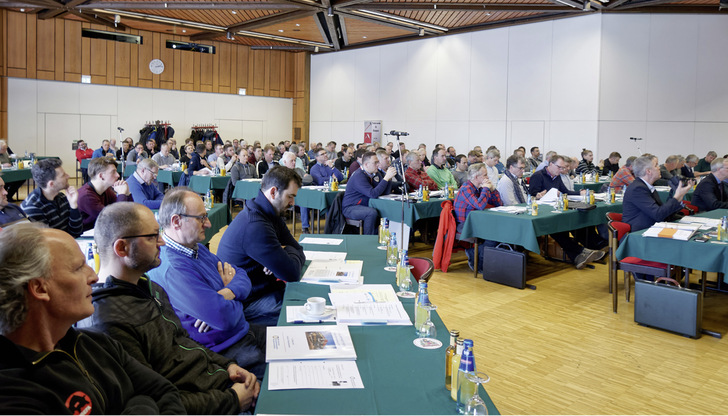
231,179,262,201
461,201,623,254
574,180,609,192
189,175,231,195
0,166,32,183
368,196,446,228
156,169,183,187
255,235,499,415
616,209,728,283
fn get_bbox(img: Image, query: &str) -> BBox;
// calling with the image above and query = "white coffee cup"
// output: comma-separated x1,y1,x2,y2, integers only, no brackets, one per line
304,297,326,315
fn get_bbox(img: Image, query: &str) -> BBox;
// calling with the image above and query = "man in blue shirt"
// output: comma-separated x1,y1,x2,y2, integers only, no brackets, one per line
148,188,266,379
342,151,397,235
0,175,27,227
217,166,305,326
126,158,164,209
91,139,114,159
310,148,343,185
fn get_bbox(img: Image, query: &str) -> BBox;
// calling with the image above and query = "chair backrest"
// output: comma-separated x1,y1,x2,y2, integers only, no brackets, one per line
605,212,622,222
684,203,698,215
609,221,631,243
409,257,434,282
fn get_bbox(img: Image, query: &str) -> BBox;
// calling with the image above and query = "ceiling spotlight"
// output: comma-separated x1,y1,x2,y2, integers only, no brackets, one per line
164,2,167,7
278,29,284,32
231,10,237,14
226,32,234,40
314,46,319,53
182,29,186,33
362,36,367,39
418,28,424,36
20,8,25,12
296,23,300,27
327,7,334,17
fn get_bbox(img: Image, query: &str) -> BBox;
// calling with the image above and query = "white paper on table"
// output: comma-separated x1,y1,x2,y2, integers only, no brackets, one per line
303,275,365,286
537,188,560,203
329,284,399,303
303,185,327,190
266,325,356,361
388,221,410,251
301,260,363,283
653,186,671,192
489,206,528,214
285,306,337,323
335,302,411,325
241,178,262,182
303,251,347,261
267,361,364,390
300,237,344,245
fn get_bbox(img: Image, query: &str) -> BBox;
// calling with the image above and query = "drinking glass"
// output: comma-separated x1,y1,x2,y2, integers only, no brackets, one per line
418,304,437,338
464,371,491,415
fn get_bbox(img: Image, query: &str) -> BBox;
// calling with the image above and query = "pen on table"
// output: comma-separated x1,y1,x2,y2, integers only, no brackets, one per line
360,320,388,325
293,320,323,324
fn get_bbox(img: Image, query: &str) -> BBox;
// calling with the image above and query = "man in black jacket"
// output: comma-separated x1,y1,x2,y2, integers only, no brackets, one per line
0,222,185,414
691,158,728,212
82,202,259,414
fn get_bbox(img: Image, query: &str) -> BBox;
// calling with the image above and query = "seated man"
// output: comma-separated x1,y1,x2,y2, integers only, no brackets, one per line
0,175,27,226
527,147,542,171
167,139,179,159
454,163,503,271
0,223,184,414
311,148,344,185
405,151,438,191
0,140,24,202
208,144,225,168
334,146,355,174
20,159,82,238
342,151,397,235
682,154,698,178
623,155,692,232
145,138,158,158
529,154,584,198
691,157,728,212
152,143,175,169
609,156,636,192
91,139,115,159
656,155,679,186
256,145,278,177
84,203,259,414
126,142,148,164
602,152,621,176
116,140,131,163
76,139,94,183
218,166,305,326
695,151,717,177
217,144,238,172
427,148,457,190
451,154,469,187
377,149,403,194
126,158,164,209
280,151,311,232
77,157,131,230
497,156,604,269
147,188,266,379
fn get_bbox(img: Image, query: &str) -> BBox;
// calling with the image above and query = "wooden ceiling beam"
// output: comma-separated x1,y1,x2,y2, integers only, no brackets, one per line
341,3,577,12
68,9,127,29
4,0,64,9
613,0,693,10
227,9,316,32
543,0,583,9
605,0,631,9
75,1,313,10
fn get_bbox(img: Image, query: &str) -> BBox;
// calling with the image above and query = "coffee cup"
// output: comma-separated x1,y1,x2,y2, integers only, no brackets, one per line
304,297,326,315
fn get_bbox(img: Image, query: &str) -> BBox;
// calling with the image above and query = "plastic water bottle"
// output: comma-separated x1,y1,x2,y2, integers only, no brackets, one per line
414,280,430,335
387,232,398,267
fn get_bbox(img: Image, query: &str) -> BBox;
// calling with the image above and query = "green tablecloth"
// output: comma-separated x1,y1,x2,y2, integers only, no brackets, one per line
156,170,183,187
295,187,341,212
123,164,136,178
656,188,694,203
616,209,728,281
574,180,609,192
255,235,499,415
368,197,447,228
189,175,231,194
461,202,623,253
0,167,32,182
203,203,227,245
231,179,262,200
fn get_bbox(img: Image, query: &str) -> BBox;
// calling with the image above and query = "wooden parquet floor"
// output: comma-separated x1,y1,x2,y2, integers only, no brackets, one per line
213,212,728,415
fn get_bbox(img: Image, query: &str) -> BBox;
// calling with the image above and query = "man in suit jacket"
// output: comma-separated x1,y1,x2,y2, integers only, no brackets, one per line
681,154,699,178
623,155,692,232
691,157,728,212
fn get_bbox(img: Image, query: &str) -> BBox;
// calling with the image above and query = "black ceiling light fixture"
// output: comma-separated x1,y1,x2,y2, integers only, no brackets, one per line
166,40,215,54
81,28,142,44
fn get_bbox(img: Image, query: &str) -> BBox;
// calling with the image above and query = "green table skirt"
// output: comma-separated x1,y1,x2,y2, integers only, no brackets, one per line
156,170,183,187
203,203,227,245
231,179,262,200
0,167,32,182
295,187,341,212
616,209,728,281
461,202,623,253
574,181,609,192
189,175,231,194
255,235,499,415
368,197,447,228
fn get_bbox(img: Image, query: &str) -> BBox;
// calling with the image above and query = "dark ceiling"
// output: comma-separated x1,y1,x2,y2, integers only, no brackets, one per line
1,0,725,52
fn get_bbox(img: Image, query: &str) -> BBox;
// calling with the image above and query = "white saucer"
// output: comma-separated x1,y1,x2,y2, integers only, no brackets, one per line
301,306,335,320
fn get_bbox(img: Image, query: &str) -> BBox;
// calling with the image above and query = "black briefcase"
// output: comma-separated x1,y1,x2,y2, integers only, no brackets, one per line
634,277,703,339
482,243,531,289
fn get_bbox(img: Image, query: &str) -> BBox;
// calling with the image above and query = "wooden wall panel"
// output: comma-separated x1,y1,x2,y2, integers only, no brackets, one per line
0,10,310,143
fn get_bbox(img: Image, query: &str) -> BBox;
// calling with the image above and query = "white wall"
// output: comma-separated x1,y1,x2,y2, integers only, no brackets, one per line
8,79,293,171
311,13,728,163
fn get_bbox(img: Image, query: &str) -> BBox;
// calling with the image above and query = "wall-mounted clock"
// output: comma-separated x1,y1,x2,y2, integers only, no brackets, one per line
149,59,165,75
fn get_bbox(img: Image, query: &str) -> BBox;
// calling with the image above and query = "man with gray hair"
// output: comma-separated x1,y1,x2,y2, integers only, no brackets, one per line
682,154,699,178
147,188,266,379
695,150,718,177
0,222,184,414
83,202,260,414
126,158,164,209
91,139,114,159
152,143,175,169
691,157,728,212
623,155,692,232
20,158,82,237
657,155,680,186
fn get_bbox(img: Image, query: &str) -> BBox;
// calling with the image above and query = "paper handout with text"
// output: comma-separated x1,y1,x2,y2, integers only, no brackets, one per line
643,222,701,241
267,361,364,390
301,260,363,284
266,325,356,362
328,284,412,326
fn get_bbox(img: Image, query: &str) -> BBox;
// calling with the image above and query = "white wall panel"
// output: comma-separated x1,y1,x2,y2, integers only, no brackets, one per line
598,15,650,121
242,121,264,141
152,89,186,129
310,53,334,122
267,98,294,140
550,15,601,121
216,119,243,140
693,123,728,157
597,121,647,162
354,47,381,121
45,113,80,170
379,43,410,121
547,121,598,160
184,92,215,126
118,87,152,142
329,122,357,142
38,80,80,114
436,34,472,121
79,84,117,115
435,122,469,153
399,121,436,148
8,78,37,151
644,122,695,161
695,15,728,122
469,121,506,154
213,92,244,121
646,15,698,122
240,96,270,122
80,115,112,146
469,28,509,121
309,122,331,143
330,51,357,121
510,121,545,155
405,38,438,122
507,22,553,121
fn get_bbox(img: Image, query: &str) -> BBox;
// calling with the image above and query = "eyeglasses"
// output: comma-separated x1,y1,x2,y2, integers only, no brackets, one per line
514,166,525,171
180,213,209,223
120,232,160,240
554,164,568,170
145,168,159,177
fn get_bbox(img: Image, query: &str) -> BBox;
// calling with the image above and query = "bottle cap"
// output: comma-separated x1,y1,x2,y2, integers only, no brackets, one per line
450,329,460,337
463,339,473,348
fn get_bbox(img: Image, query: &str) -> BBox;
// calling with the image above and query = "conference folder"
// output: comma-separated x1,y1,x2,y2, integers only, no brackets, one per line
266,325,357,362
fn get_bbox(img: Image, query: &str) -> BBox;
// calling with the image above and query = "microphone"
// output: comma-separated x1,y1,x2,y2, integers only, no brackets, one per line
388,130,409,136
629,137,642,141
117,127,124,132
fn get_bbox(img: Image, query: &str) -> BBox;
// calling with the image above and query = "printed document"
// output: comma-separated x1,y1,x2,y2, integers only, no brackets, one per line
268,361,364,390
266,325,356,362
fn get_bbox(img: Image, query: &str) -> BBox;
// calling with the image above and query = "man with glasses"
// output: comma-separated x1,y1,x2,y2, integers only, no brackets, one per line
311,148,344,186
528,154,585,197
83,202,260,414
126,158,164,209
218,166,305,325
147,188,266,379
691,158,728,212
20,159,82,238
